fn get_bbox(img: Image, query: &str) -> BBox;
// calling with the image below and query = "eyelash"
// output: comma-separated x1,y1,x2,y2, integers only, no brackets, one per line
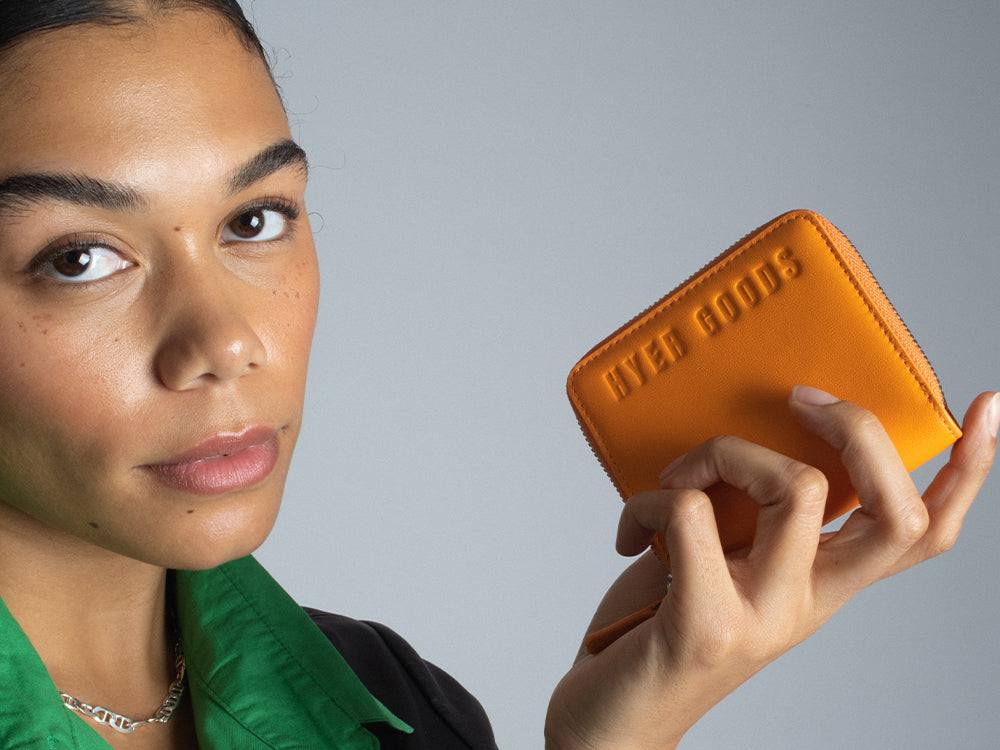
223,195,301,243
23,195,303,285
24,233,123,281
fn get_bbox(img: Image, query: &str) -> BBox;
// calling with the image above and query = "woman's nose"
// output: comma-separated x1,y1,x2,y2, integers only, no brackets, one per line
152,273,268,391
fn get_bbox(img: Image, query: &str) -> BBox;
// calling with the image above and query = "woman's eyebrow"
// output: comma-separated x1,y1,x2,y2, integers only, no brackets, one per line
227,139,309,195
0,173,146,216
0,139,309,218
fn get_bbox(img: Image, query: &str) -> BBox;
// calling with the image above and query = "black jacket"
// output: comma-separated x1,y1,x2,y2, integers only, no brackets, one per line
306,608,499,749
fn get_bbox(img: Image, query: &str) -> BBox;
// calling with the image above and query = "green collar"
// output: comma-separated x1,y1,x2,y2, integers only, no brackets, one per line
0,556,411,749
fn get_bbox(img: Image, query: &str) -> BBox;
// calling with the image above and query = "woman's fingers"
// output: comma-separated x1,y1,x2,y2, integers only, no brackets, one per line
617,489,733,604
789,387,928,588
887,390,998,575
655,435,827,595
791,387,998,597
609,389,995,660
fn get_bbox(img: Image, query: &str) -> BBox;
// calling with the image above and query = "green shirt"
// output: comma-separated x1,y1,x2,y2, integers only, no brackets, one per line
0,556,411,748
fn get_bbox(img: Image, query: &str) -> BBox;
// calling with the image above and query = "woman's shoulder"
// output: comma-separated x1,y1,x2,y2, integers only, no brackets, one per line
303,608,498,750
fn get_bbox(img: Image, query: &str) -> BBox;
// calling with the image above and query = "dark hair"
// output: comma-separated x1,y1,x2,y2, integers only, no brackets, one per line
0,0,269,67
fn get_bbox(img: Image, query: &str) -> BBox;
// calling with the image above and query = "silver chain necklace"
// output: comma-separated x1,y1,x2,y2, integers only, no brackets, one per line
60,638,186,734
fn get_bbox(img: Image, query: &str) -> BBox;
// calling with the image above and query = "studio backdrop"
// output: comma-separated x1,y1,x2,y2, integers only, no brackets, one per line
248,2,1000,748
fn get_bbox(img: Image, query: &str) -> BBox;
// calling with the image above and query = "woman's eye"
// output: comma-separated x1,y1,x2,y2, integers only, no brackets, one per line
38,245,133,283
221,208,289,242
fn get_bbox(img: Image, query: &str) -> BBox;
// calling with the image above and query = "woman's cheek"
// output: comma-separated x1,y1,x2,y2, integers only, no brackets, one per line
0,312,146,455
268,244,320,369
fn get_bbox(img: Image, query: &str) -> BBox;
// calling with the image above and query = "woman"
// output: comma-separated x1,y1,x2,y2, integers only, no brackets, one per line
0,1,995,748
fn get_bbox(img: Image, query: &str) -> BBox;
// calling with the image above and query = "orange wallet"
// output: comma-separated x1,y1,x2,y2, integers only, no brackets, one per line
567,209,962,653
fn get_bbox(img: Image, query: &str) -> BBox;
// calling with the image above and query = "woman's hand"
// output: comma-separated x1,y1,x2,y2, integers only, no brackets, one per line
545,387,998,750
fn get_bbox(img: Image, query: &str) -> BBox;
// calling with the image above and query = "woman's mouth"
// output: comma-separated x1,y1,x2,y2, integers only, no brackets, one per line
142,426,280,495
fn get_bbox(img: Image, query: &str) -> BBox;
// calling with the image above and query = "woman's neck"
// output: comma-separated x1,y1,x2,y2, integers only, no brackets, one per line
0,502,175,719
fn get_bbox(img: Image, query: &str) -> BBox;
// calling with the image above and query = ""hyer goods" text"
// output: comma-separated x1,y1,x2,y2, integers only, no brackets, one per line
602,248,802,401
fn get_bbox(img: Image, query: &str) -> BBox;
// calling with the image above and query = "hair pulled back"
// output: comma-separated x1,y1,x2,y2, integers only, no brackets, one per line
0,0,268,65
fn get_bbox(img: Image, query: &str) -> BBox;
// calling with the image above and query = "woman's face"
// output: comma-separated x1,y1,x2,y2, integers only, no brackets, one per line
0,11,319,569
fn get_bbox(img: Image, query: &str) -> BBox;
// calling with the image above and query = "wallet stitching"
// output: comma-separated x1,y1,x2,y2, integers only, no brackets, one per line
795,214,959,438
568,211,959,495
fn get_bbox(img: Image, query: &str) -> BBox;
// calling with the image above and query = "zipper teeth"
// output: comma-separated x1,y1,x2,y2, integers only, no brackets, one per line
812,213,948,408
573,411,620,493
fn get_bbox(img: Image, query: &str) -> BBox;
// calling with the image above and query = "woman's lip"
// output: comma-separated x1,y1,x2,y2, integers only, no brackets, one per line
142,426,280,495
154,426,278,465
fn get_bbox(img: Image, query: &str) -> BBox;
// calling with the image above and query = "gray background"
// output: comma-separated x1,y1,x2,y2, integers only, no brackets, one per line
246,2,1000,747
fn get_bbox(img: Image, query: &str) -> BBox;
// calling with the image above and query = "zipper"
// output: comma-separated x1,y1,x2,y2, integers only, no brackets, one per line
810,212,949,410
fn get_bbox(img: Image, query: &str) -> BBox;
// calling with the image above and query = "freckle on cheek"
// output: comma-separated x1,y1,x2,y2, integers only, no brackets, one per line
187,509,195,514
88,522,99,529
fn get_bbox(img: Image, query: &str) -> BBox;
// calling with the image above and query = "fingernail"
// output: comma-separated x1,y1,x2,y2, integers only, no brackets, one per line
988,392,1000,439
659,453,687,485
791,384,840,406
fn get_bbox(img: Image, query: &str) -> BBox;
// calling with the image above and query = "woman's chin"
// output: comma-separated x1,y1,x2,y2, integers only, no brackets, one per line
104,496,283,572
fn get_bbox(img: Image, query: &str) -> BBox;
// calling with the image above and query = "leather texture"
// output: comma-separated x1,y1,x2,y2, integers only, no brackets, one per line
568,210,961,650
